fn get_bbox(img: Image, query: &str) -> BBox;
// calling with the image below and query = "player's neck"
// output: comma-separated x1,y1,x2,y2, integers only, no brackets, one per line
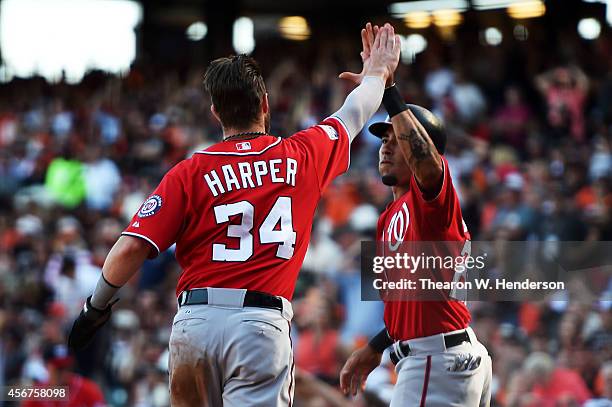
223,124,266,140
391,185,410,200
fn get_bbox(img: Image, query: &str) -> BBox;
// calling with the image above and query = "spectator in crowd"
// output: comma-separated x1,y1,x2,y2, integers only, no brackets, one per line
485,173,538,241
83,145,122,211
450,69,487,126
22,344,106,407
536,66,589,142
492,85,532,154
506,351,591,407
295,288,344,385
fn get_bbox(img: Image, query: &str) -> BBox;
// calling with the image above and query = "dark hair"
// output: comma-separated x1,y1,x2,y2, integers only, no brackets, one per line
203,54,266,130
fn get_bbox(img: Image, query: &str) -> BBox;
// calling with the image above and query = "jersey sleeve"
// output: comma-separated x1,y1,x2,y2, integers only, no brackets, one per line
289,116,350,191
409,156,457,228
122,163,187,257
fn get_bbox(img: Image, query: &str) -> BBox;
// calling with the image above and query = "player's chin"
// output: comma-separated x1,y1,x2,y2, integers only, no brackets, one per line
380,172,398,186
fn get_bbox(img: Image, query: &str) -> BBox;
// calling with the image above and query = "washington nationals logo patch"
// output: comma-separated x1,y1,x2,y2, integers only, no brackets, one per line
386,202,410,252
138,195,162,218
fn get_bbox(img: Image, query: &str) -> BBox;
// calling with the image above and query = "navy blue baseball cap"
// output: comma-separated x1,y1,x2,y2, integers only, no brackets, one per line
368,104,447,155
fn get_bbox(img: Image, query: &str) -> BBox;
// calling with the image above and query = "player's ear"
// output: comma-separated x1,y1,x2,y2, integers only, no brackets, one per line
262,93,269,114
210,104,221,124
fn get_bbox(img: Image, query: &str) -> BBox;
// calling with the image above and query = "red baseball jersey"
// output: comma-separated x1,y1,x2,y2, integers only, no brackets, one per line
377,156,471,341
123,117,349,300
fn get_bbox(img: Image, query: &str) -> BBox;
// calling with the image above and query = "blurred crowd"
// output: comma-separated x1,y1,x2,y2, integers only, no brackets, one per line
1,17,611,407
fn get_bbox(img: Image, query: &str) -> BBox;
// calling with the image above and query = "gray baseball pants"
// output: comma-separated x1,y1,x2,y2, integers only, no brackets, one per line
390,327,492,407
168,288,294,406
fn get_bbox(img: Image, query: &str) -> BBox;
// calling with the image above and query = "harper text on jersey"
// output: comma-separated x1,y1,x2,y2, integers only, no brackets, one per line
204,158,298,197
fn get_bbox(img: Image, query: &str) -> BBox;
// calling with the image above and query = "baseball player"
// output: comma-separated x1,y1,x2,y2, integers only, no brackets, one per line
339,24,492,407
67,25,400,406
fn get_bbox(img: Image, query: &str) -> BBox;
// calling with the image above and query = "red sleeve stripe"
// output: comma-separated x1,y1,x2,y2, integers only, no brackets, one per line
419,355,432,407
287,321,295,407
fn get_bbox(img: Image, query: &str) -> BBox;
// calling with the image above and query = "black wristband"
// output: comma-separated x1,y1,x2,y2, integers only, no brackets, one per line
368,328,393,353
382,85,407,118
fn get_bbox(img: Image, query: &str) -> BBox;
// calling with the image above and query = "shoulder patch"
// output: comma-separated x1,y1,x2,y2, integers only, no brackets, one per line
138,195,163,218
318,124,338,141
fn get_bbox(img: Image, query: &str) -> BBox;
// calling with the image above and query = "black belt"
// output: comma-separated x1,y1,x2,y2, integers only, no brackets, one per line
177,288,283,312
389,330,470,365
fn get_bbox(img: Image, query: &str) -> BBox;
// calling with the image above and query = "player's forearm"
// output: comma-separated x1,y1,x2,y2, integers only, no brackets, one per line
383,85,443,190
392,110,443,189
331,75,385,142
90,235,150,309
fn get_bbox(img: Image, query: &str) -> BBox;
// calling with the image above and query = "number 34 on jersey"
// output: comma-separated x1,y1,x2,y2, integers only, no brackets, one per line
212,197,296,262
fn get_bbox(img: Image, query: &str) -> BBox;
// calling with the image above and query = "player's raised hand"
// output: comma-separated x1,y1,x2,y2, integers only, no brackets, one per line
339,22,377,85
339,344,383,396
366,23,401,86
